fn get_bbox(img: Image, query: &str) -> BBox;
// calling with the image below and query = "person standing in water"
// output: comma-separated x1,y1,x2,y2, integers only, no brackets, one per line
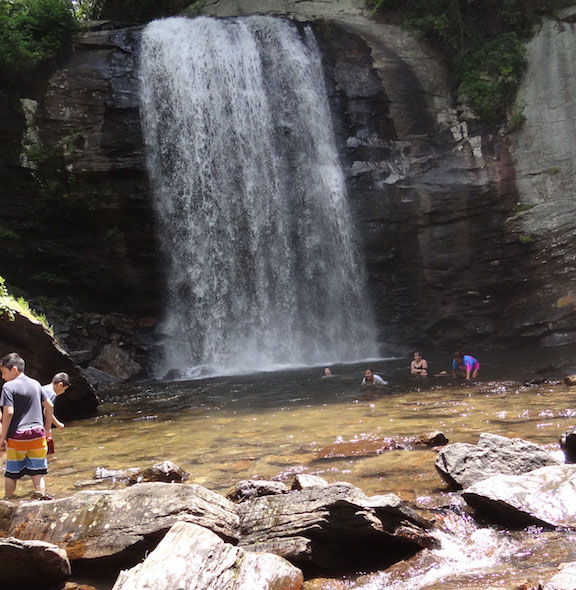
452,352,480,381
410,352,428,378
41,372,70,454
0,352,54,500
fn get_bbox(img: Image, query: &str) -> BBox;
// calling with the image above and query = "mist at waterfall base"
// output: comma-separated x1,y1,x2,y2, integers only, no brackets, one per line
140,16,380,379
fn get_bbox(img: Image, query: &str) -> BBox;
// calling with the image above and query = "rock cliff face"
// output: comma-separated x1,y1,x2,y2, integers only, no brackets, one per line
1,2,575,364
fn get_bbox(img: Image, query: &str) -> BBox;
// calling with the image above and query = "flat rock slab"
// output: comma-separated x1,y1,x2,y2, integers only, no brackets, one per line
435,433,560,489
0,536,71,589
112,521,303,590
0,483,239,560
462,464,576,528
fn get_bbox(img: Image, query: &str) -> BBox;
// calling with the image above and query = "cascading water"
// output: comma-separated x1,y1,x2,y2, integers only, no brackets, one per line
140,16,380,377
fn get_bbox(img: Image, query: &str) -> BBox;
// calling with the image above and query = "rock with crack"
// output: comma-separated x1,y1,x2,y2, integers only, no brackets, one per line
111,521,304,590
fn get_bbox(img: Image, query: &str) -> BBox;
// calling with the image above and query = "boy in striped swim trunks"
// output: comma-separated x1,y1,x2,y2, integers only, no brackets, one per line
0,352,55,500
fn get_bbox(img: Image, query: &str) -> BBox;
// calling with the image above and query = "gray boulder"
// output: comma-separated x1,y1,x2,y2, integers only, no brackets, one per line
0,483,239,561
238,483,435,572
435,433,560,489
0,537,71,589
112,521,303,590
543,561,576,590
462,464,576,528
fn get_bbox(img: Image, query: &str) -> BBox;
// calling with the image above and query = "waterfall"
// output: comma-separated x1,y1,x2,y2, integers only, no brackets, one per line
140,16,380,377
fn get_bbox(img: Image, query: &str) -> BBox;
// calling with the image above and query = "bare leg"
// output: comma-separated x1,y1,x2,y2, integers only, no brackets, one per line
31,474,46,494
5,477,16,499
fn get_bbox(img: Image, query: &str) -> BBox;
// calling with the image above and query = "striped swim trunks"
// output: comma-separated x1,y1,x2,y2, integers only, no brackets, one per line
5,426,48,479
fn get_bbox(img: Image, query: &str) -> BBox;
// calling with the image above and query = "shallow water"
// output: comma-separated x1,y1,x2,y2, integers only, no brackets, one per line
7,347,576,589
35,346,576,501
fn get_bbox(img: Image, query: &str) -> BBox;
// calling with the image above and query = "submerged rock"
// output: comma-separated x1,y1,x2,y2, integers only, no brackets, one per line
0,536,71,589
462,464,576,528
435,433,560,489
317,432,448,460
112,521,303,590
126,461,189,485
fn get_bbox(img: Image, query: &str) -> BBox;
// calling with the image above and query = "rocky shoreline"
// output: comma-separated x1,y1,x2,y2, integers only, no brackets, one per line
1,431,575,589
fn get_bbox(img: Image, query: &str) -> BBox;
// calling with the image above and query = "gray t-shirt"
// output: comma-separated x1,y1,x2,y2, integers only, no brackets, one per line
0,373,48,437
41,383,57,405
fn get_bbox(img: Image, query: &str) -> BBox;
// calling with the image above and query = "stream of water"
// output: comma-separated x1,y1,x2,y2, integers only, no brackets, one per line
13,346,576,587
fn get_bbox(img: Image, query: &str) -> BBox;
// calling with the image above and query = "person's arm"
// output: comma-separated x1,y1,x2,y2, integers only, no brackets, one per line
42,399,54,437
51,414,65,429
410,361,416,374
422,360,428,371
0,406,14,449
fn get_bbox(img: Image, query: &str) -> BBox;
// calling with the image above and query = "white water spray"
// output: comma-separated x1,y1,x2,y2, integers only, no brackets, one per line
140,16,379,377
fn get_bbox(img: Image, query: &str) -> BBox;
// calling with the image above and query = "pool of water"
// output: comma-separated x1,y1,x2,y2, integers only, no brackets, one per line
37,346,576,501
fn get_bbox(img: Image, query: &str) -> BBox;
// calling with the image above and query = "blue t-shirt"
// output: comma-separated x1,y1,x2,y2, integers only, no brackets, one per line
452,355,478,370
0,373,48,437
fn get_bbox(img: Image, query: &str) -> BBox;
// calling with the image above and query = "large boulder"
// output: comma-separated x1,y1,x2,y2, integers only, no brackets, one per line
112,521,303,590
435,433,561,489
237,482,435,573
0,311,99,419
0,536,71,590
543,561,576,590
0,483,239,561
462,464,576,528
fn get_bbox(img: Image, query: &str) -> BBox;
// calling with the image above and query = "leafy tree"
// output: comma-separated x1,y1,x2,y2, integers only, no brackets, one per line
74,0,193,22
0,0,79,84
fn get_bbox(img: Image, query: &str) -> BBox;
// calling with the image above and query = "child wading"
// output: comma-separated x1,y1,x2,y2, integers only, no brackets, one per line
0,352,54,500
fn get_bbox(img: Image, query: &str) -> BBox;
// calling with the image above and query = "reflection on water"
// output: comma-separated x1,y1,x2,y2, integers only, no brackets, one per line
40,348,576,500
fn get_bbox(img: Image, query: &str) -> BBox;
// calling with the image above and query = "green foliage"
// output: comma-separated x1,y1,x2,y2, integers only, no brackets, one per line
512,203,535,214
519,234,535,244
0,276,15,320
75,0,198,22
0,0,79,83
367,0,545,121
31,271,71,286
104,226,121,240
506,109,527,133
25,142,47,162
0,276,53,331
0,226,20,240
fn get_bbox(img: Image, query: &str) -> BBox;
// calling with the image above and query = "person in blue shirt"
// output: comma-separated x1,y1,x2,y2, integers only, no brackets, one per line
452,352,480,380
